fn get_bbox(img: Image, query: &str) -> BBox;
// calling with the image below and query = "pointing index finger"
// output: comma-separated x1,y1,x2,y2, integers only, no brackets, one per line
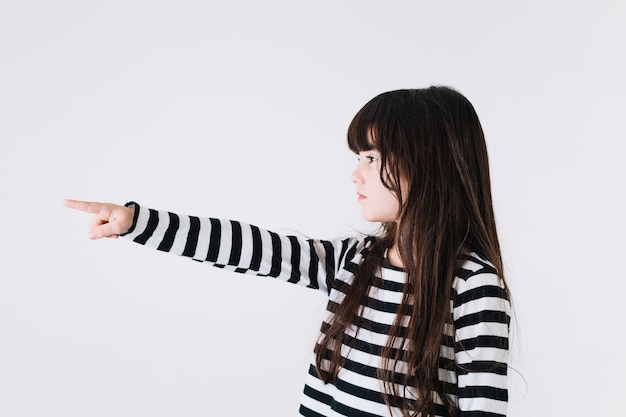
63,199,106,214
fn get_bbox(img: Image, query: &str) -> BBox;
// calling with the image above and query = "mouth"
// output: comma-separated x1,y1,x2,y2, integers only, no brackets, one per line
357,193,366,201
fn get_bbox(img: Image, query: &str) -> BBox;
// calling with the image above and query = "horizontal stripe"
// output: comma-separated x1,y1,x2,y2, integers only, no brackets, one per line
456,361,508,376
457,335,509,351
458,385,508,402
454,285,508,307
455,310,510,329
304,382,334,406
298,404,326,417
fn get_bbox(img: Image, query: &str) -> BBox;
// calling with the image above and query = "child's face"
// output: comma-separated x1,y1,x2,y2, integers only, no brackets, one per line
351,150,400,223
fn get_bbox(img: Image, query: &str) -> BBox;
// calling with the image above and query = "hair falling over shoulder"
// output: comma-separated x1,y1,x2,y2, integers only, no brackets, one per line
314,86,509,417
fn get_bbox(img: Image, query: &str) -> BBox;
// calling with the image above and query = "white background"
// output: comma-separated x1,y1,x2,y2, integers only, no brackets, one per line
1,1,625,416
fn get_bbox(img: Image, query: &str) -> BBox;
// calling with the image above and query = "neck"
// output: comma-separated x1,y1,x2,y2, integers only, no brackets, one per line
387,243,404,268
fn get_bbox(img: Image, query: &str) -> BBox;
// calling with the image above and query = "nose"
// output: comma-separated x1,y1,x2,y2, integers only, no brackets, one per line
351,166,364,184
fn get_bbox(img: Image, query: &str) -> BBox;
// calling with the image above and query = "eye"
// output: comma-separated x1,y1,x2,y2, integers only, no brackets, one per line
356,152,379,163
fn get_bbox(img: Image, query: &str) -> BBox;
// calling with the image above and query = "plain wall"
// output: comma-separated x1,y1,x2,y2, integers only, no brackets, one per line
1,1,625,416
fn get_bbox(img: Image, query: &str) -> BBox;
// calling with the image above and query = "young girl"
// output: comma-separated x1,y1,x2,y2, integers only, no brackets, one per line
64,86,511,417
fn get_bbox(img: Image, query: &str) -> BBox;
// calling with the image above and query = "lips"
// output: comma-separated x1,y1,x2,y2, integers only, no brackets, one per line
357,193,366,201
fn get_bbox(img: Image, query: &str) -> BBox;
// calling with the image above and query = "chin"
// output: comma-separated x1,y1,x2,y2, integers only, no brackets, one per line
362,214,387,223
362,212,398,223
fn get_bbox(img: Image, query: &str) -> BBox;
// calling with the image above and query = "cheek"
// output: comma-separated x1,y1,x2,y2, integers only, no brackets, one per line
380,188,400,214
388,193,401,213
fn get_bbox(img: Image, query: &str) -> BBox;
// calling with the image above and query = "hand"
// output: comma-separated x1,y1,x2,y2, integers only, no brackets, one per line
63,199,135,240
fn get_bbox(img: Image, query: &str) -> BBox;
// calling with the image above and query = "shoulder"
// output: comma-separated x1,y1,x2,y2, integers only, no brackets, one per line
455,252,503,286
456,252,498,278
452,252,509,308
336,234,378,272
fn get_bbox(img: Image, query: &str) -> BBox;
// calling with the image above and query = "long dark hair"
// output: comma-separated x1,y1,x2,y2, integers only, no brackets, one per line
314,86,508,416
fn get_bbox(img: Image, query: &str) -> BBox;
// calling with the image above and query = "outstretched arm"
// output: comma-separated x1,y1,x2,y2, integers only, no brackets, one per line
63,199,135,240
63,199,370,295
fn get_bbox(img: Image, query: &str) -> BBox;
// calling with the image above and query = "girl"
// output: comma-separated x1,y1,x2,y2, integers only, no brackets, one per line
64,86,511,417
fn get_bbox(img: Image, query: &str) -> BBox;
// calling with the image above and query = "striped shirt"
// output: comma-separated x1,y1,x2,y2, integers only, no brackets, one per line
122,202,511,417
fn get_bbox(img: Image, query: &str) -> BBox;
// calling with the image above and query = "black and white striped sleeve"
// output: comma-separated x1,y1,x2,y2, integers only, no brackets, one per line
120,202,364,294
453,254,511,417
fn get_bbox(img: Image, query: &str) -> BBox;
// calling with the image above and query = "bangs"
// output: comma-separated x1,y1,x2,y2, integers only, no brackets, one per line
347,99,382,153
347,121,377,154
347,90,406,154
